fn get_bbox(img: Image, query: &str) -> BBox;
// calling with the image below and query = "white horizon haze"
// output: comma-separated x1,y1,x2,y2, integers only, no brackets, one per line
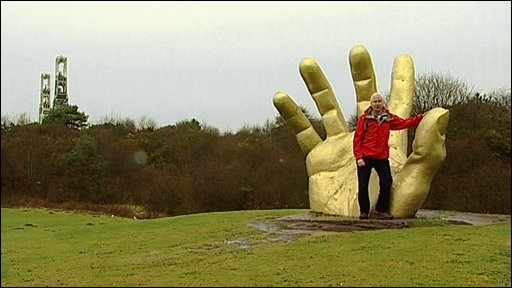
2,1,510,131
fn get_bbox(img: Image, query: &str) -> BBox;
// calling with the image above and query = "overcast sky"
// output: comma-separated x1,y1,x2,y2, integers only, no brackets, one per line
2,1,510,131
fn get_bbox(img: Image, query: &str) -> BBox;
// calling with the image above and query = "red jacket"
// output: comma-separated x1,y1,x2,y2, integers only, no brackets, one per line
353,107,423,160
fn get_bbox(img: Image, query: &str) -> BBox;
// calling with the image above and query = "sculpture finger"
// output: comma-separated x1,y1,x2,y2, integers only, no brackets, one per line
299,57,349,136
387,54,416,162
389,108,450,218
273,91,322,155
349,44,378,117
387,54,415,118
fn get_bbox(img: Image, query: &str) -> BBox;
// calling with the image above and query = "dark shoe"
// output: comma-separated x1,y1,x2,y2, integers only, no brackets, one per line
359,213,369,220
373,211,394,219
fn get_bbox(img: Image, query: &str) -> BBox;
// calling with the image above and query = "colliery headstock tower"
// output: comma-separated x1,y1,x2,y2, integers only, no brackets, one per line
38,55,69,123
53,55,68,107
38,73,51,123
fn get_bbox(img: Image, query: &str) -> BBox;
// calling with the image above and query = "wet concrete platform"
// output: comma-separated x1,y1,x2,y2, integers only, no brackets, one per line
249,213,410,236
220,210,511,249
249,209,511,235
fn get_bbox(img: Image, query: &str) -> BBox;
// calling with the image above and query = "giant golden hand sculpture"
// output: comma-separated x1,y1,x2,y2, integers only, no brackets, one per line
273,44,449,218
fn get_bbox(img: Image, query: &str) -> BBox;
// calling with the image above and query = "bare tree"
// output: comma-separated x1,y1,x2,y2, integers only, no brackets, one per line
137,115,157,131
1,115,14,131
486,87,511,110
414,72,474,114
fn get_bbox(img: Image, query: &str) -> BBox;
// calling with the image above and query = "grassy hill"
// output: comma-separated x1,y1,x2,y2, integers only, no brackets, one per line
1,208,510,286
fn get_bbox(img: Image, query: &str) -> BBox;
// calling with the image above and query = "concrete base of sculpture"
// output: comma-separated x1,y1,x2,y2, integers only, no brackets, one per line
249,210,510,237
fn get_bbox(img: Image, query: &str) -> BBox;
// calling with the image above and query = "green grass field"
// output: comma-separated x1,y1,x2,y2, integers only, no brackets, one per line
1,208,510,287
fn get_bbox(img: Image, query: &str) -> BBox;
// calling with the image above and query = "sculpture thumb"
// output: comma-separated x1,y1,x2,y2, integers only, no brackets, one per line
389,108,449,218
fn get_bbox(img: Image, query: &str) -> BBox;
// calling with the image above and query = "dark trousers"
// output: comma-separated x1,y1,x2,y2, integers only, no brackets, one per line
357,158,392,214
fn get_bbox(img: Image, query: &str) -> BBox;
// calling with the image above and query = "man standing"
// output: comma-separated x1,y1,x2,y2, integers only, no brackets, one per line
353,93,424,220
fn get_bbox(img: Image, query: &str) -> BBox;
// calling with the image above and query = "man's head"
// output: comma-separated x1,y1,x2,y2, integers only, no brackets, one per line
370,93,386,114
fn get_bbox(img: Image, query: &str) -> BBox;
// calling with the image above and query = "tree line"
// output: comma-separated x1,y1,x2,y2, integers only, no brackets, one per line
1,73,510,217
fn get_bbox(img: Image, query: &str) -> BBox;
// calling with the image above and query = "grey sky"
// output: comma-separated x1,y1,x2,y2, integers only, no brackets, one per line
2,1,510,131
